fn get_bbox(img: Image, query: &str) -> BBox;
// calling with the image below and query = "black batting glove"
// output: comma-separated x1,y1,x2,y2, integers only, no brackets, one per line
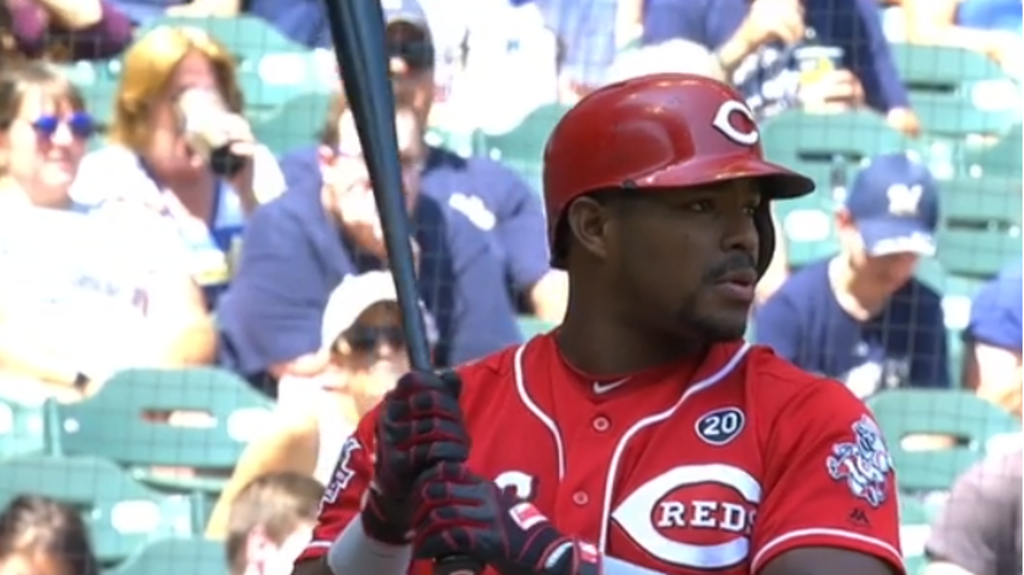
411,462,602,575
361,370,470,545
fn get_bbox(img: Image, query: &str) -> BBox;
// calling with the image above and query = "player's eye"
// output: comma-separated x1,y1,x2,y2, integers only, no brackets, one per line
684,199,715,213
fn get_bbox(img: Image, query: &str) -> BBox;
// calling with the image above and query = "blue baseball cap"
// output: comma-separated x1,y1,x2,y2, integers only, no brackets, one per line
382,0,430,32
844,152,940,257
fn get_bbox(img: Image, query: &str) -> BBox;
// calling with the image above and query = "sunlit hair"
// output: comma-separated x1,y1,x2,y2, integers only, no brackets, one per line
108,26,244,152
225,472,323,575
0,61,86,174
0,495,99,575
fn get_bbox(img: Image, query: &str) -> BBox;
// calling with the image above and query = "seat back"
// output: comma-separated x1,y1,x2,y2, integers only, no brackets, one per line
936,176,1023,278
0,455,195,564
46,368,273,473
481,104,570,194
107,537,225,575
868,389,1021,492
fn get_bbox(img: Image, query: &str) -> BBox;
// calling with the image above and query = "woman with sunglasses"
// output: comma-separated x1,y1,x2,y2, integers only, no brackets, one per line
0,61,215,403
204,271,435,540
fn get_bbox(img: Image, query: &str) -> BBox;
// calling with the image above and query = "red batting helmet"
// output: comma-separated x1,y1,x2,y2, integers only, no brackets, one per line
543,73,815,275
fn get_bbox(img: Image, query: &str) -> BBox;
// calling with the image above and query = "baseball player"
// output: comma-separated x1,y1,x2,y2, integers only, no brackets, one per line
291,74,905,575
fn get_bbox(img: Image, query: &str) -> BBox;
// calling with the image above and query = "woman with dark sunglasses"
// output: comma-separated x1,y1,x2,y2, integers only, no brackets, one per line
204,271,436,540
0,61,215,403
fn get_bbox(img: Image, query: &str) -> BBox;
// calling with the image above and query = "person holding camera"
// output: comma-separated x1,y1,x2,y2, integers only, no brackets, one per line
70,25,286,310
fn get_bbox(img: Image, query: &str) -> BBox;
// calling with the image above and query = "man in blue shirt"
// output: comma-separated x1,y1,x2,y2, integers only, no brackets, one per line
964,259,1023,415
643,0,920,135
216,96,522,387
756,152,948,395
276,0,567,323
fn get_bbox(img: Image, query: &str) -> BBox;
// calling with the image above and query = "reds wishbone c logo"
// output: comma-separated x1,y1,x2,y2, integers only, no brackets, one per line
712,100,760,146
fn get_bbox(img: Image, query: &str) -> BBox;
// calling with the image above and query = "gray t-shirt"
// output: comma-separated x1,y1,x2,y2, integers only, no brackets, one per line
925,447,1023,575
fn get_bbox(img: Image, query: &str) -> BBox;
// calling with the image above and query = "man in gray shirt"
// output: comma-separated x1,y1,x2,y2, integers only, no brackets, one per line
924,447,1023,575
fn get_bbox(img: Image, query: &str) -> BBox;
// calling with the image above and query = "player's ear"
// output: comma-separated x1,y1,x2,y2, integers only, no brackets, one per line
566,196,613,262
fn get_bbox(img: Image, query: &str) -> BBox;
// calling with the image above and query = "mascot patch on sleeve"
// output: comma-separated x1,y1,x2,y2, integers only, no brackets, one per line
826,415,894,508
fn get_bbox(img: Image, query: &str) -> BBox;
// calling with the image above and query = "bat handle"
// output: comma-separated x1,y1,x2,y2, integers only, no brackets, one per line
433,555,485,575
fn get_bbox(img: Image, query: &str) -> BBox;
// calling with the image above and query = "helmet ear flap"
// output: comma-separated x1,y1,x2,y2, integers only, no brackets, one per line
754,203,776,279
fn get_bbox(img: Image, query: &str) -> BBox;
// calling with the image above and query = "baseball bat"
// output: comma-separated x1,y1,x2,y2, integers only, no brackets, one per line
320,1,483,575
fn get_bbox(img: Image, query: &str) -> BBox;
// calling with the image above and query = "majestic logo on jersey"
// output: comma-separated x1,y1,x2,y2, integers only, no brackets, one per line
321,436,361,507
711,100,759,146
612,464,761,569
694,407,746,446
826,415,893,508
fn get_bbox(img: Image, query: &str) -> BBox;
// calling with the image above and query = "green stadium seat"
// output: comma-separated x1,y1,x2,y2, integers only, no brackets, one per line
0,396,45,459
867,389,1021,492
107,537,224,575
898,497,931,575
0,455,195,564
517,315,557,339
43,368,274,495
138,16,305,66
481,104,571,194
963,124,1024,177
254,92,334,155
761,110,913,266
889,44,1020,137
935,176,1023,278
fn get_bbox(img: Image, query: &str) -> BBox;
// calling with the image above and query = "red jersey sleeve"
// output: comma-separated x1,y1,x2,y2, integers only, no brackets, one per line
296,407,379,564
750,378,904,574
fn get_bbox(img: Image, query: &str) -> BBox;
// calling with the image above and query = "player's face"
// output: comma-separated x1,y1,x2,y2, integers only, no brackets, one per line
609,180,762,342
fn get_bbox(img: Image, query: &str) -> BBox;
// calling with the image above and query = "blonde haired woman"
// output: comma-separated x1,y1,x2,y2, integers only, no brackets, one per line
71,26,286,309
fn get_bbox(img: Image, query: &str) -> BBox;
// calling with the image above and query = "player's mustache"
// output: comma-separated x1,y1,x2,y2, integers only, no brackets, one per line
705,252,758,283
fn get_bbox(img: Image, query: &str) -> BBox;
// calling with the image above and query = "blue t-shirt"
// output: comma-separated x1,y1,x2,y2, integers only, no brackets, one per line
108,0,184,25
755,259,949,391
244,0,331,48
215,158,522,378
967,260,1023,351
957,0,1022,32
642,0,908,117
279,146,550,297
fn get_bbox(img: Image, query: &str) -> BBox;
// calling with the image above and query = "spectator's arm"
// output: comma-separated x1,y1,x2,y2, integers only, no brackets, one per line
204,411,318,539
753,291,801,361
487,165,566,323
970,342,1022,411
165,0,241,17
31,0,101,28
0,308,81,388
844,0,910,113
144,266,217,367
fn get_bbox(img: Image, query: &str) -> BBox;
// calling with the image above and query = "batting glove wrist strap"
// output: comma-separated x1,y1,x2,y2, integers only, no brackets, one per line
412,463,603,575
360,487,412,545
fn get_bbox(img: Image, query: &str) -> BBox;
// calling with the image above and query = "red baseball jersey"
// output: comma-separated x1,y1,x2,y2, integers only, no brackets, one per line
298,334,905,575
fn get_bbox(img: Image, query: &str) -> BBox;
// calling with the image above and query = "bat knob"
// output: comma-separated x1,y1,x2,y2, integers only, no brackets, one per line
434,555,484,575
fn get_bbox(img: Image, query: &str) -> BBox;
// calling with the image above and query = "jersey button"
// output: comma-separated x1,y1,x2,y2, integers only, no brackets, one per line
572,491,589,506
592,416,610,432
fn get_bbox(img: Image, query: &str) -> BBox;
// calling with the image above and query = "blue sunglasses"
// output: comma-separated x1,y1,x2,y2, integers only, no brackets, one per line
31,112,95,139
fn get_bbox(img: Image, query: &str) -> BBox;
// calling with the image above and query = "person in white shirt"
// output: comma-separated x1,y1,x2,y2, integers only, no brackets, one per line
204,271,436,539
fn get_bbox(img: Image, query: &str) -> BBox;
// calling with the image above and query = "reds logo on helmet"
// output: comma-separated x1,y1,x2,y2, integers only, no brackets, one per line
612,464,761,569
711,100,759,146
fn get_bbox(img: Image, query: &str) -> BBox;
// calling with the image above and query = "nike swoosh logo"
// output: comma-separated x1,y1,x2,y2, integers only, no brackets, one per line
593,378,630,394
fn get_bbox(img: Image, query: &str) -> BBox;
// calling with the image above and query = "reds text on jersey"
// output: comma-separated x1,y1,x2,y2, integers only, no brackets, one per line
299,335,905,575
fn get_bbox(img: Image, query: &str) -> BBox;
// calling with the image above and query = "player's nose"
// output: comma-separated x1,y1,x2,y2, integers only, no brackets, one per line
719,213,759,259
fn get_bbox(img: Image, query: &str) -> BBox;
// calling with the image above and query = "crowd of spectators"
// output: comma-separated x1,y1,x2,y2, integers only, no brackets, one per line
0,0,1021,573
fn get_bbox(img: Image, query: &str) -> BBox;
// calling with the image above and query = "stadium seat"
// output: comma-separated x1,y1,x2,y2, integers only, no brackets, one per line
761,110,913,266
106,537,224,575
0,396,44,459
0,455,195,564
517,315,557,339
43,367,274,495
254,92,334,155
481,104,571,195
898,497,931,575
867,389,1021,492
889,44,1020,137
963,124,1024,178
138,16,305,66
935,176,1023,278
